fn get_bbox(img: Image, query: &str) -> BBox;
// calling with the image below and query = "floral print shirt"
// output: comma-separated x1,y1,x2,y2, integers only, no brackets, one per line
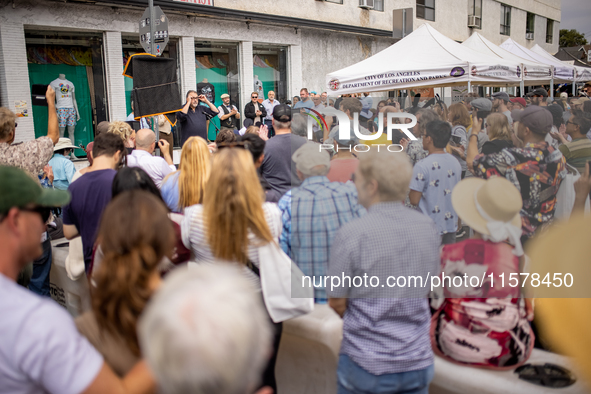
472,141,566,239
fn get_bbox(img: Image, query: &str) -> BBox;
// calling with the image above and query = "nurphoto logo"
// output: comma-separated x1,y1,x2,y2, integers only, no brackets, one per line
302,106,418,153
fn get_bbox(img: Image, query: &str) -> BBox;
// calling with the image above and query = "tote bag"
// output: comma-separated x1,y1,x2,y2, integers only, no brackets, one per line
258,206,313,323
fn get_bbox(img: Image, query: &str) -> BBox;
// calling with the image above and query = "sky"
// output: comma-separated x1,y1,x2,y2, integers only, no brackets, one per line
561,0,591,43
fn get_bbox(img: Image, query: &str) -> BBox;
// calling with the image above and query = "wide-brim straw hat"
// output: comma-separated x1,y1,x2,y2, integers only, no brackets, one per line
526,216,591,382
53,138,81,152
451,176,522,236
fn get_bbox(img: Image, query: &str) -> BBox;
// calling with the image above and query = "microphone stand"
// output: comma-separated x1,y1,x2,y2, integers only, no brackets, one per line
205,112,220,140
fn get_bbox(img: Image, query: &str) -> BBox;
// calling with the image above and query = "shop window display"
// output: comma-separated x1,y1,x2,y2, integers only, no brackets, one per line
26,31,106,156
195,41,240,141
252,45,288,104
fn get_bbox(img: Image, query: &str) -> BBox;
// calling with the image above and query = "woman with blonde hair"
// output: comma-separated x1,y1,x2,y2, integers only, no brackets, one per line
161,136,210,213
480,112,514,155
76,190,175,376
107,120,135,151
181,147,282,392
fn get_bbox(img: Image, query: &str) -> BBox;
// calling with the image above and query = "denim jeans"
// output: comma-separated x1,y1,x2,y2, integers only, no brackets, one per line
29,237,52,297
337,354,434,394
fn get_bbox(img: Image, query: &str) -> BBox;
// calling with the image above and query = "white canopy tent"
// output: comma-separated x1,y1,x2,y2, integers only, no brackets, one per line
500,38,575,82
325,24,522,95
530,44,591,84
462,32,552,86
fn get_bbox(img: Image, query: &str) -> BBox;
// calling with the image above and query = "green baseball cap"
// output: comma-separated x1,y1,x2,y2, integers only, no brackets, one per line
0,166,71,214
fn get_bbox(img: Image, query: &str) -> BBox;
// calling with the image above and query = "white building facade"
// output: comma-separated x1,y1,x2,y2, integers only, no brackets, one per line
0,0,559,144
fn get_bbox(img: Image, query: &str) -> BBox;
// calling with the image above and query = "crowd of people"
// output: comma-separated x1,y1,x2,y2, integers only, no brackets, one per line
1,80,591,394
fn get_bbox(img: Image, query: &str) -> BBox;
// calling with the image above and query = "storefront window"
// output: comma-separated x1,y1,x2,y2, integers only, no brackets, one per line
252,44,288,104
195,41,240,140
25,30,106,155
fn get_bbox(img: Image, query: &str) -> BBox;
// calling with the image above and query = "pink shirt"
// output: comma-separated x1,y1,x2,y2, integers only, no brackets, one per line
326,158,358,183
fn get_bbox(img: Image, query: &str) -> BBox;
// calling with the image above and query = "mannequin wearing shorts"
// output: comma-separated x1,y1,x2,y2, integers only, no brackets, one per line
50,74,80,145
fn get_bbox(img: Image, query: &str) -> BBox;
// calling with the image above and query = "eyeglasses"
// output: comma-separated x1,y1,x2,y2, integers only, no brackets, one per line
251,96,258,99
217,141,250,151
190,97,199,100
566,120,579,127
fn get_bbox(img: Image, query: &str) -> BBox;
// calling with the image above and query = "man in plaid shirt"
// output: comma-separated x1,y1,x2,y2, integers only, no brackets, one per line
278,142,365,303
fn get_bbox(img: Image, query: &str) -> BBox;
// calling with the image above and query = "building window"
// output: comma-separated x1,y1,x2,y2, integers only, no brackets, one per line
324,0,343,3
194,41,240,140
417,0,435,21
500,4,511,36
468,0,482,29
372,0,384,11
25,30,107,152
546,19,554,44
252,44,289,106
526,12,535,36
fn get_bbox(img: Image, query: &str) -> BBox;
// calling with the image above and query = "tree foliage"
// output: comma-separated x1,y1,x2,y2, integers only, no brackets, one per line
559,29,588,47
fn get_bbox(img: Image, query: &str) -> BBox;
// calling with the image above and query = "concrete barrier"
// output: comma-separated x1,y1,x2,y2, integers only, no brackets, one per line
276,304,589,394
49,240,91,318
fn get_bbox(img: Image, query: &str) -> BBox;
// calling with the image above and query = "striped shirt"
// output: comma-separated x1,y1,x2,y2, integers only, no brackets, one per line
559,138,591,174
181,202,281,284
327,202,440,375
278,177,365,303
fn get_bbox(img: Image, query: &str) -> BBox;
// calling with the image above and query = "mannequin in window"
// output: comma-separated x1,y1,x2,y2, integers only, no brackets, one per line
253,75,264,101
50,74,80,145
197,78,215,104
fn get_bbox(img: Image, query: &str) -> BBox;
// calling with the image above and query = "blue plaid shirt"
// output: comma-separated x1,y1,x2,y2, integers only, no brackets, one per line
278,176,365,302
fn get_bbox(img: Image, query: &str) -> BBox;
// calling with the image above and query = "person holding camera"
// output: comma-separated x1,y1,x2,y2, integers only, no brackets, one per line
176,90,219,146
126,129,175,189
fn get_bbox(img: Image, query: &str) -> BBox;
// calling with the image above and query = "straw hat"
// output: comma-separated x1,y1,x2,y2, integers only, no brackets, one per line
526,216,591,381
53,138,80,152
452,176,522,252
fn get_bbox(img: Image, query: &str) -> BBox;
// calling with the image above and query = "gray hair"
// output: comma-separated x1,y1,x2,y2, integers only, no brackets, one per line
358,150,412,201
273,119,292,131
416,108,440,134
290,114,307,137
138,264,272,394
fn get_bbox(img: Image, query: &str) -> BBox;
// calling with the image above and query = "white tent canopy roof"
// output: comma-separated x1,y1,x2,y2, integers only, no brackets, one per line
530,44,591,82
500,38,574,82
462,33,552,85
325,24,522,94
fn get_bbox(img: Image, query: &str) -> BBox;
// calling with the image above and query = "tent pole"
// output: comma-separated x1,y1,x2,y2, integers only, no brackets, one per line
550,66,554,101
520,80,524,98
467,62,471,96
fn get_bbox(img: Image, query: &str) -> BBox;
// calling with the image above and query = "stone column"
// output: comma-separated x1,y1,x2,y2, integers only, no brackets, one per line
103,31,127,122
0,23,34,142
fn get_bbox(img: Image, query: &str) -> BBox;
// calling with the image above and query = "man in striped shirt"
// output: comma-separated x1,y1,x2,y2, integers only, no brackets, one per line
558,114,591,174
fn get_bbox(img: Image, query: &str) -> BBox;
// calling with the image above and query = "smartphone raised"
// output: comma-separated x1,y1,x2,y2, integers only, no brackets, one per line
31,84,50,106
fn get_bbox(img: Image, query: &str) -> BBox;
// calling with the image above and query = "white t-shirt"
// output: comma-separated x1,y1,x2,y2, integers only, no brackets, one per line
0,273,103,394
50,78,75,109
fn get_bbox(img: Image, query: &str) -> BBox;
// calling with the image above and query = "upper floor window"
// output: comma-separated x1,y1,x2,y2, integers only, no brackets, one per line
546,19,554,44
500,4,511,36
526,12,535,35
373,0,384,11
468,0,482,29
325,0,343,4
417,0,435,21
